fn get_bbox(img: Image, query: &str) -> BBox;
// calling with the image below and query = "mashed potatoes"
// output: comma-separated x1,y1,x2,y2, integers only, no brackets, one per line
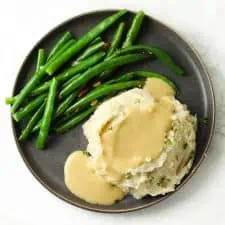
65,78,197,203
83,85,197,199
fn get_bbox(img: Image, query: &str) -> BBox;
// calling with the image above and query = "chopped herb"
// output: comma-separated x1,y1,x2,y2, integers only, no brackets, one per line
111,184,116,187
124,172,132,179
82,151,91,157
90,100,98,106
166,138,173,145
135,99,141,104
157,176,169,187
200,117,208,124
149,176,155,183
183,143,188,149
184,151,195,167
108,126,113,131
188,151,195,161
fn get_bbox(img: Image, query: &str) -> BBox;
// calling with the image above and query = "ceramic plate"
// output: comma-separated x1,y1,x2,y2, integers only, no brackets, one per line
12,10,215,213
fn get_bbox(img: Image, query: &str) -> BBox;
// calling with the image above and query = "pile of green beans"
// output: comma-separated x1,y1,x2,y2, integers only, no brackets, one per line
6,10,184,149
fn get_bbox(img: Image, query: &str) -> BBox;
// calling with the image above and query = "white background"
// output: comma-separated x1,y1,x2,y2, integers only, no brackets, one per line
1,0,225,224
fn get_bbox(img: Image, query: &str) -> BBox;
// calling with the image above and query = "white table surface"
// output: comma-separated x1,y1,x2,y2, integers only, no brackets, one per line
1,0,225,224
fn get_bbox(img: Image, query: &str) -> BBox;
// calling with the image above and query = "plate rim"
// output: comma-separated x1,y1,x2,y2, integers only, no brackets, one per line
11,9,216,213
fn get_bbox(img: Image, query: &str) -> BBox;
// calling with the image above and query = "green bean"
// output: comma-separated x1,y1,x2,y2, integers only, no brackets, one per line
55,106,97,133
110,45,184,75
13,94,47,122
98,21,132,81
5,97,16,105
65,81,143,114
130,71,179,94
59,52,105,81
55,96,101,128
98,68,115,80
72,41,105,65
55,91,78,118
95,23,125,81
12,68,47,113
55,110,78,127
48,39,76,65
106,22,125,57
55,102,92,128
32,119,42,133
47,32,72,61
61,74,80,89
106,71,179,94
105,72,135,84
31,52,105,96
122,11,145,48
98,23,126,80
19,103,45,141
89,36,102,45
36,49,46,72
36,78,59,149
31,82,50,96
59,54,148,99
45,10,127,75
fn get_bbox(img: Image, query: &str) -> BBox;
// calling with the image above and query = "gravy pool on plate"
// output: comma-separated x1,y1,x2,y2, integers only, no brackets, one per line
64,151,125,205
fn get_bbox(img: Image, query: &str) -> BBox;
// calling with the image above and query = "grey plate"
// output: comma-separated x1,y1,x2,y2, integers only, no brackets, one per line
12,10,215,213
